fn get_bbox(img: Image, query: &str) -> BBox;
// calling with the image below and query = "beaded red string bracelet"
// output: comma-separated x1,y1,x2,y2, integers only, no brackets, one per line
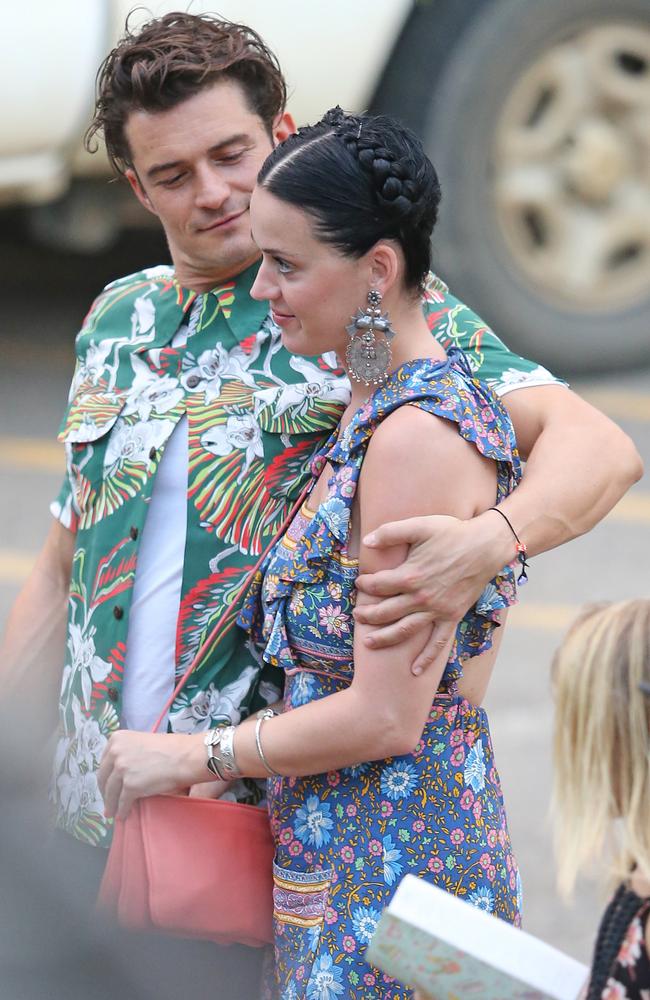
488,507,529,584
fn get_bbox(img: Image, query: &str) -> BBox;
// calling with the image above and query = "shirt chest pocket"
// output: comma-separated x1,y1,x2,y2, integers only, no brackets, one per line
253,384,344,502
59,387,173,527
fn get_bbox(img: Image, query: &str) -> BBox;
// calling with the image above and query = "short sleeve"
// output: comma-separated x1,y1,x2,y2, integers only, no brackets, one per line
49,445,79,533
421,273,566,397
47,291,105,534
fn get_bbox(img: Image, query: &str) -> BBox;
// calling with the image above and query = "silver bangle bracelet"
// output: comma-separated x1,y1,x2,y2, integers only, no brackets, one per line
208,751,228,781
204,726,228,780
255,709,280,777
218,725,242,780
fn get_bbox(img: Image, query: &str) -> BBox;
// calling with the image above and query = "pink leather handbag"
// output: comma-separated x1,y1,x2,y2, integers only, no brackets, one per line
98,793,275,945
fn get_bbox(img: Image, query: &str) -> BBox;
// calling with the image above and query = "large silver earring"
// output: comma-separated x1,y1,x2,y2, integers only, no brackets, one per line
345,289,396,387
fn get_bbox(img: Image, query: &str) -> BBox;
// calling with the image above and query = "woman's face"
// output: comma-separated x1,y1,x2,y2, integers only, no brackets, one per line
250,185,370,360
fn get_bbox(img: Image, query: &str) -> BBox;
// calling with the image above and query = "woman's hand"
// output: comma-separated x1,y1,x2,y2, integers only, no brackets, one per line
97,730,206,820
188,779,232,799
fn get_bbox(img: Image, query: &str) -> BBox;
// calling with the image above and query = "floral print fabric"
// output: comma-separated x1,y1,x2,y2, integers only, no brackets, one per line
588,891,650,999
239,352,523,999
49,261,557,847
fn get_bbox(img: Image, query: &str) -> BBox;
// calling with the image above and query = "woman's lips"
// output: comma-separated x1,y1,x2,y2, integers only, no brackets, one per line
271,309,295,327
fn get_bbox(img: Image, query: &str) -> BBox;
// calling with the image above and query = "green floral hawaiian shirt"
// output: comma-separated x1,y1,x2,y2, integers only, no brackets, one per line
50,261,560,846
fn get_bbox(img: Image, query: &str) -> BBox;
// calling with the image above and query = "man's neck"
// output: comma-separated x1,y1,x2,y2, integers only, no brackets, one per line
172,251,261,293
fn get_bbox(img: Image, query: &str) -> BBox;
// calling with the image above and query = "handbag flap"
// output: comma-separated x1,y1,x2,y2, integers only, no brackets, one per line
140,794,274,946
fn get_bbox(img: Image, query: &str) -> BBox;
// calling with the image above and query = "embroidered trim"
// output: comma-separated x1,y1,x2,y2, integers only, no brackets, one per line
273,865,332,928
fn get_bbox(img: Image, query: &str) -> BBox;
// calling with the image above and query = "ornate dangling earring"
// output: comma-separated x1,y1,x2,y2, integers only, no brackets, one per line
345,289,396,386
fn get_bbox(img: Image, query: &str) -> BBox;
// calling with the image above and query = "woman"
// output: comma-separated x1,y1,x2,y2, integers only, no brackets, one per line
100,108,523,998
552,600,650,999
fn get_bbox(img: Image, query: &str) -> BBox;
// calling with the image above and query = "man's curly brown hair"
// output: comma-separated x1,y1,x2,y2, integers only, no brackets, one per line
85,11,287,176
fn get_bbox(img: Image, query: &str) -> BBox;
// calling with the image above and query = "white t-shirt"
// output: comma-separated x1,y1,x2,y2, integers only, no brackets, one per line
119,308,203,733
119,416,188,732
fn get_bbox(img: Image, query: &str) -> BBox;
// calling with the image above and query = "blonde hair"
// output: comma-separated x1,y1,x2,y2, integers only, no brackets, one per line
552,599,650,897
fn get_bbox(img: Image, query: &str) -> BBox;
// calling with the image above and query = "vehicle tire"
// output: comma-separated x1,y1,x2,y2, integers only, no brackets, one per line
376,0,650,374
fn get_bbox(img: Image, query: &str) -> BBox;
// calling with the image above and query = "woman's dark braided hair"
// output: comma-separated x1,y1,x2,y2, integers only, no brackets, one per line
258,107,441,291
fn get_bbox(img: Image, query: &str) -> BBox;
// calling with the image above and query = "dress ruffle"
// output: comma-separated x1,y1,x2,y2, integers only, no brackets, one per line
238,349,522,688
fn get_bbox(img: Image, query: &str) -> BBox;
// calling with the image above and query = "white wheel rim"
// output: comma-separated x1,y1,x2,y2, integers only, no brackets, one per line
492,22,650,312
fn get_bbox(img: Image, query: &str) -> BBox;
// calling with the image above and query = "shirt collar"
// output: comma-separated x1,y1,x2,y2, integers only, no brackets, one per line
204,260,269,344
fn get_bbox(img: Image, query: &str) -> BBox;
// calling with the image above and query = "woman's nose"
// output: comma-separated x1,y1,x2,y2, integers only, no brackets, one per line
250,259,278,302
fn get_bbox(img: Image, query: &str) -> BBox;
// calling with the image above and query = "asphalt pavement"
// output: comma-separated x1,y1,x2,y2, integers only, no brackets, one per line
1,223,649,966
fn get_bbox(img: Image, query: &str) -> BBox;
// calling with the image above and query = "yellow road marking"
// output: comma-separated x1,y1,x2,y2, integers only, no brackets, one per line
580,389,650,422
507,603,578,631
0,549,36,584
0,541,585,628
0,436,62,473
0,542,583,633
608,491,650,523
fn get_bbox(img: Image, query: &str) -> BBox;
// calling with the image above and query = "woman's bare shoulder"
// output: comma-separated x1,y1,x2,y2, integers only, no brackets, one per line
358,402,493,527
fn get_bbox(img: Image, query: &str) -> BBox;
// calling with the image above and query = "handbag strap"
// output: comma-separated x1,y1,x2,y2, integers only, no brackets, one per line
151,479,314,734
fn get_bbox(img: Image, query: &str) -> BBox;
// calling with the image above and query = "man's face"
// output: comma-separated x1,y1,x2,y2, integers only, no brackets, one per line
124,79,295,290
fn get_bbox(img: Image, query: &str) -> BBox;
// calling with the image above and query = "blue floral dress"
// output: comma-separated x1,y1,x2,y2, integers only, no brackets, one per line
238,351,523,999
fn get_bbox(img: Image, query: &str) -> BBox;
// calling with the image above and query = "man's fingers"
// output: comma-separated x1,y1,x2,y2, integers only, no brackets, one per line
354,593,424,626
363,516,432,550
411,622,457,677
356,564,427,599
364,612,432,649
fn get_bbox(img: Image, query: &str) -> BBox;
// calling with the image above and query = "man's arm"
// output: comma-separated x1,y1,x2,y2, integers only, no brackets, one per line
0,519,74,728
497,384,642,549
354,385,643,670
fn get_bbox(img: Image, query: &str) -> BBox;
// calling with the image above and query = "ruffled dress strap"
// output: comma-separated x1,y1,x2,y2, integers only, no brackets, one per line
238,349,522,689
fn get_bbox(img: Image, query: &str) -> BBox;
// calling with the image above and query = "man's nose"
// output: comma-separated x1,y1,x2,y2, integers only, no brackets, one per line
250,258,278,302
194,164,230,210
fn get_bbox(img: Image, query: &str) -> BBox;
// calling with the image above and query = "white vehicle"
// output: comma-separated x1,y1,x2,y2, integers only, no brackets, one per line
3,0,649,371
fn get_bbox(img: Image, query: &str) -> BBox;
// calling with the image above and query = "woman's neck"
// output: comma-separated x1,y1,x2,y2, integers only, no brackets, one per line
346,297,447,409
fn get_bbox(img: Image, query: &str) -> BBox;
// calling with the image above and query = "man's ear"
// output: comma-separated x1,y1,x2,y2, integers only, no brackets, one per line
272,111,297,146
125,168,158,218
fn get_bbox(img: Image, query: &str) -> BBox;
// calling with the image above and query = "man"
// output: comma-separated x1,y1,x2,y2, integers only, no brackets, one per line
0,10,641,869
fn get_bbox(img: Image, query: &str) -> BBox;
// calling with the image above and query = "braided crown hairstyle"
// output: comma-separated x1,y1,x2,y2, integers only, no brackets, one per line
258,107,441,291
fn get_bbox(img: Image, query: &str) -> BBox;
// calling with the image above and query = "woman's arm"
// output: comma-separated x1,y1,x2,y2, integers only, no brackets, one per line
231,406,496,777
98,406,497,817
353,385,642,670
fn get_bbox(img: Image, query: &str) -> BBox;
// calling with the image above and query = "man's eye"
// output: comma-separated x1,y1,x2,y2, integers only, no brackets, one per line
218,151,245,164
159,173,185,187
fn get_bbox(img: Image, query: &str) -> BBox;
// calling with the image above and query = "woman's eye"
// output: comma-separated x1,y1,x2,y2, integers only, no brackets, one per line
276,258,293,274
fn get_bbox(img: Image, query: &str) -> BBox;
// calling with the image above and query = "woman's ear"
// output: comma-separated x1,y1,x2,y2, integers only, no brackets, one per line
367,241,401,297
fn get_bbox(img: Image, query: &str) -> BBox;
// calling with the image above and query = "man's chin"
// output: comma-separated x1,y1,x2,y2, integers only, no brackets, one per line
172,237,261,288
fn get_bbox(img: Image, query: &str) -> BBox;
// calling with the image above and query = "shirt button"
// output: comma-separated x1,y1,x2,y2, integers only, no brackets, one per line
186,374,201,389
149,447,157,461
113,605,124,620
107,688,119,703
129,526,139,540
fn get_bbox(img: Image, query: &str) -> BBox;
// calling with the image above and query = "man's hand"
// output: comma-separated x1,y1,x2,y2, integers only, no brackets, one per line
98,730,206,820
355,513,512,675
